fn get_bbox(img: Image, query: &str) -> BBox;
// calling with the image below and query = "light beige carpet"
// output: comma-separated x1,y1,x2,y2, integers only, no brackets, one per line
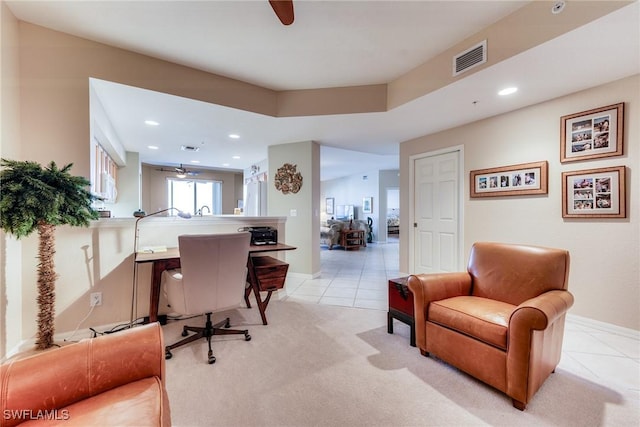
163,300,638,426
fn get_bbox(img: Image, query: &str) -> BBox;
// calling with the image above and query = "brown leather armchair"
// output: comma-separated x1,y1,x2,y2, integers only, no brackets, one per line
408,242,573,410
0,323,171,426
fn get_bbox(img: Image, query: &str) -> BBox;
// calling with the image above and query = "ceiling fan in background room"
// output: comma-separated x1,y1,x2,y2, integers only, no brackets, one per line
269,0,294,25
156,164,201,178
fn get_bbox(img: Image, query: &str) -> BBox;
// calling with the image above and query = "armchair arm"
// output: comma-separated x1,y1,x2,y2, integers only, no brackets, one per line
408,272,472,350
509,290,575,332
506,290,574,404
0,323,165,427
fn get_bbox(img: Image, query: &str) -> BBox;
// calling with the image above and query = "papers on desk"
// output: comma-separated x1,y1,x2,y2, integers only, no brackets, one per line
138,245,168,254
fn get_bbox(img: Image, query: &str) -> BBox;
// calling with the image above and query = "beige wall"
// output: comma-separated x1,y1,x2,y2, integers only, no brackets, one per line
400,75,640,330
0,0,23,358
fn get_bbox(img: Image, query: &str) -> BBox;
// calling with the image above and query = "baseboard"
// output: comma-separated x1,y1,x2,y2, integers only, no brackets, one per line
286,271,318,280
567,314,639,340
2,319,139,362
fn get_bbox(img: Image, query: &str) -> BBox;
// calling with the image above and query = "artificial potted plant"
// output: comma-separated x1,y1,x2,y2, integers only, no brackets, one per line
0,159,98,349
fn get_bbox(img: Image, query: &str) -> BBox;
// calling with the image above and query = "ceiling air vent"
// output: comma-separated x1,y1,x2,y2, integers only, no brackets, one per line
181,145,200,152
453,40,487,77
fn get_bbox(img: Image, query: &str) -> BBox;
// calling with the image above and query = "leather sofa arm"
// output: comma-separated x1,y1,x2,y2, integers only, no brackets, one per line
408,273,472,351
506,290,574,405
509,290,575,331
408,272,472,306
0,323,165,426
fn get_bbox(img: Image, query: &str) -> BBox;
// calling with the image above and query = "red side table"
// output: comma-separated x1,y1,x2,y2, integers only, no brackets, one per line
387,276,415,347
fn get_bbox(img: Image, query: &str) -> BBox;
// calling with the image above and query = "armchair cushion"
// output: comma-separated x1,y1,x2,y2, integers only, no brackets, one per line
429,296,513,350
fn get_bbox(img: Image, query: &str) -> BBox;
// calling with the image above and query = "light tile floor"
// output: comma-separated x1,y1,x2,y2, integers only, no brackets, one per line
284,238,640,398
284,238,400,310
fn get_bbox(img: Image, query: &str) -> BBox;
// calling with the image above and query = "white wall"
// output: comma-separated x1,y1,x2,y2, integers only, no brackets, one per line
400,75,640,330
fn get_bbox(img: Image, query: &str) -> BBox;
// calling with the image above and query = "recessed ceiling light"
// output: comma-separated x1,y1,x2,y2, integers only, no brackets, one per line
222,163,230,167
232,155,240,159
147,145,159,150
144,120,159,126
190,160,200,164
498,87,518,96
229,134,240,139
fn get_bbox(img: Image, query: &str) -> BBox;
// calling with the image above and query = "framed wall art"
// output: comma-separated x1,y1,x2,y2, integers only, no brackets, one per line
560,102,624,163
562,166,626,218
362,197,372,214
326,197,334,215
470,161,548,198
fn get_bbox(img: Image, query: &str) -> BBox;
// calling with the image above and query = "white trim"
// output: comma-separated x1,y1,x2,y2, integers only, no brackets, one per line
2,320,131,363
408,145,465,273
286,271,317,281
567,314,640,340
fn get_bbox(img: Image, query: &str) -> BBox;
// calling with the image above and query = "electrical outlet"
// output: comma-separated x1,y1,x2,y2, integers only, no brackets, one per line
90,292,102,307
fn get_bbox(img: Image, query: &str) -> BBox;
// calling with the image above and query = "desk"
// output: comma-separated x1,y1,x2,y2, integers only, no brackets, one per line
135,243,296,325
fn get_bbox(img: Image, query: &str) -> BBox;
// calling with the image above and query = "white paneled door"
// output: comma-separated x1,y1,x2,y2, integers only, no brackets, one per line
411,149,461,274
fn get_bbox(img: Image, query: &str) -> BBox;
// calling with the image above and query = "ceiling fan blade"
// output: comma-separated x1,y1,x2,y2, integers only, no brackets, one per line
269,0,294,25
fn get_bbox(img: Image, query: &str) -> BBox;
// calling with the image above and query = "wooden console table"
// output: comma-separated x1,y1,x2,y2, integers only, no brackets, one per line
340,229,365,250
135,243,296,326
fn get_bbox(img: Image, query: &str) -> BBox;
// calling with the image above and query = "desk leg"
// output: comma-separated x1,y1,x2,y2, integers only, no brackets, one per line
148,261,165,323
244,285,252,309
246,256,269,325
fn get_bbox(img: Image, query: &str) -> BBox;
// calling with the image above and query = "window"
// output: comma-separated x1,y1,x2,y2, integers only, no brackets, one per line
167,179,222,215
91,142,118,203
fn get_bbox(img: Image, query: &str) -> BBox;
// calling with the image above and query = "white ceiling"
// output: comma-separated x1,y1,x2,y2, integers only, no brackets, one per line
7,0,640,181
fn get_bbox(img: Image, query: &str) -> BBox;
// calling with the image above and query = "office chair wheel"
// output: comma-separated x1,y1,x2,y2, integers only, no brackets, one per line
165,349,172,360
245,333,251,341
208,349,216,364
224,318,231,328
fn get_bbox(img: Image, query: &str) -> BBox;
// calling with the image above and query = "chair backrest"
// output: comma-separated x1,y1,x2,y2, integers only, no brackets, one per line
467,242,570,306
177,232,251,314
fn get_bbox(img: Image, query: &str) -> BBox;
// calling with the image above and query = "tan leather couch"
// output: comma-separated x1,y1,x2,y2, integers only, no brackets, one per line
0,323,171,426
408,242,573,410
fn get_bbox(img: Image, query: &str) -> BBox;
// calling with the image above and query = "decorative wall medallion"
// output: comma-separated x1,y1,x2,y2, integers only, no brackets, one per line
274,163,303,194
